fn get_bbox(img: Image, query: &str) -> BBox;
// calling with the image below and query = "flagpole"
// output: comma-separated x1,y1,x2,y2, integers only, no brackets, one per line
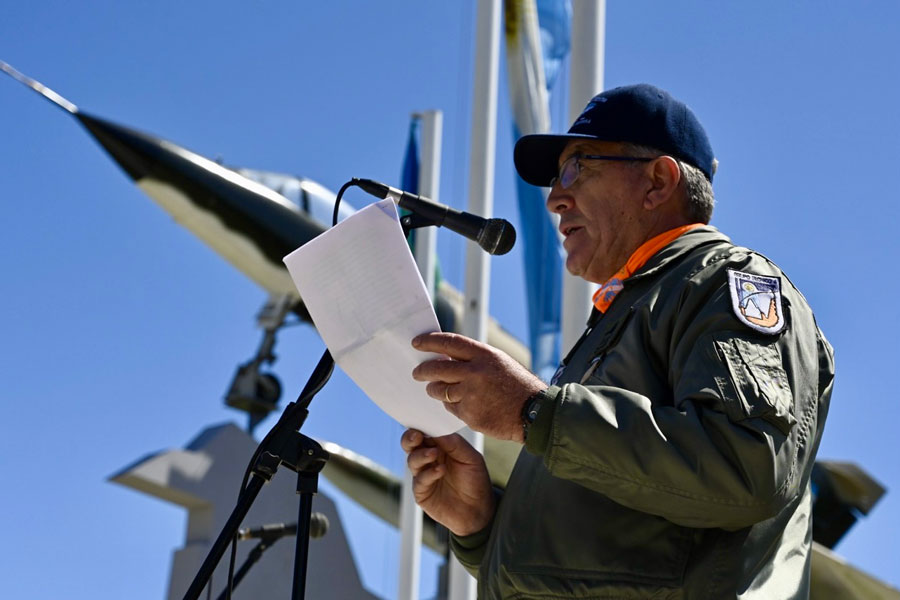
561,0,606,353
450,0,501,599
399,110,442,600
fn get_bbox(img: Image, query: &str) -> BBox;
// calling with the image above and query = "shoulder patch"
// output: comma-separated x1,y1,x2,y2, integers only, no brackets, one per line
727,269,785,335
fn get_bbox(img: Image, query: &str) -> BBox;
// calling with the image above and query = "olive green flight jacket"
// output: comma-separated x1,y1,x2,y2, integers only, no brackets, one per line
452,227,834,599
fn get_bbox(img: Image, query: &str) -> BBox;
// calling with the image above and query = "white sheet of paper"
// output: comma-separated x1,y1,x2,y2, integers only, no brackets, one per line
283,199,465,437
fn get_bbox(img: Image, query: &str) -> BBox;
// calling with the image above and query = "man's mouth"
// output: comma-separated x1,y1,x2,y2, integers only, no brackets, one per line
561,225,583,237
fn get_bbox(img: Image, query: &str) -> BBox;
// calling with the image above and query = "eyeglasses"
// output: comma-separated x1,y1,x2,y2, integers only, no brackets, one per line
551,154,653,189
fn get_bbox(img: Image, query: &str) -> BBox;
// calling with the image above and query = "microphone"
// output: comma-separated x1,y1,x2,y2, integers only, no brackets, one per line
353,178,516,255
237,513,329,541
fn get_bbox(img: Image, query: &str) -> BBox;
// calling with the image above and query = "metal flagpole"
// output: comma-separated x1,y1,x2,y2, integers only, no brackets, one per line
399,109,443,600
450,0,501,599
561,0,606,353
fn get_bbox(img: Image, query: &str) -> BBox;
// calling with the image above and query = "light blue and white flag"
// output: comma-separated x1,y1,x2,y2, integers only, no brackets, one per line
505,0,571,380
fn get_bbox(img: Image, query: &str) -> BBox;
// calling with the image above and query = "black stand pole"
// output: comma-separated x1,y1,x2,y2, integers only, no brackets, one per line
292,472,319,599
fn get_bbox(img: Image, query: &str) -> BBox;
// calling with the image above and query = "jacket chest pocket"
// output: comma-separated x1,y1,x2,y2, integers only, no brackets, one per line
578,309,635,384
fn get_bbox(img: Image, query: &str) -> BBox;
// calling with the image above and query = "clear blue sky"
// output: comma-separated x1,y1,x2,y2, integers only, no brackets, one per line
2,2,899,598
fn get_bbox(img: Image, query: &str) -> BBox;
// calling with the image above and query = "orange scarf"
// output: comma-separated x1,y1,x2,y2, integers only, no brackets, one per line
592,223,703,313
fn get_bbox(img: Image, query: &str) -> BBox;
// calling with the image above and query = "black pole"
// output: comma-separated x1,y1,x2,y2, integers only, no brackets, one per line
291,471,318,600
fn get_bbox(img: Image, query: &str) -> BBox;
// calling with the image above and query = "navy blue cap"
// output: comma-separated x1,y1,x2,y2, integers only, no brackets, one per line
514,84,715,185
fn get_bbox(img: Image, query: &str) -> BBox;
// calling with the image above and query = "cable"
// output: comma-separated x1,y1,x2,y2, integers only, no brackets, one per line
332,180,357,227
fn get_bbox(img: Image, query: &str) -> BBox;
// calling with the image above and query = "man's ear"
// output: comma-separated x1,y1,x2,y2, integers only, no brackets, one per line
643,156,681,210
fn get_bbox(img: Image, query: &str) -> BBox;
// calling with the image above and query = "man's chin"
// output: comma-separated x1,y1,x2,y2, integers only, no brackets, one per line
565,259,608,285
564,257,583,278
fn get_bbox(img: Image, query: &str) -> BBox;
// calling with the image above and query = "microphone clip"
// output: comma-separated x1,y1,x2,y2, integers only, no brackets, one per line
399,211,440,234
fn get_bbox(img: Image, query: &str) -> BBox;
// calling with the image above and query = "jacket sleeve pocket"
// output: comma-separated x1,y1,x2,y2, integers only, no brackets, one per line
713,335,797,435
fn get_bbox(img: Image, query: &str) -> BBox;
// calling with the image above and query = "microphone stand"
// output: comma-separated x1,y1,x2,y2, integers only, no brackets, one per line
181,212,440,600
214,518,327,600
181,350,333,600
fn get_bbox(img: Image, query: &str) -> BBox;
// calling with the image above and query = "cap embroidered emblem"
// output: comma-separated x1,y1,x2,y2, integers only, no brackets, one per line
573,99,602,126
727,270,785,334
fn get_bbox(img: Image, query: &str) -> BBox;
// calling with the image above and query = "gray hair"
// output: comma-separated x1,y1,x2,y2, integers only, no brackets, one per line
622,143,716,223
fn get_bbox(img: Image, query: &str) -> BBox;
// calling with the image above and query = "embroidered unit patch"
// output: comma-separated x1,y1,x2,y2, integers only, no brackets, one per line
727,269,785,335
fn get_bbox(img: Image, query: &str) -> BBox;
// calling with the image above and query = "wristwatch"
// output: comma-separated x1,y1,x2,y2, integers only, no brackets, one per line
521,388,551,440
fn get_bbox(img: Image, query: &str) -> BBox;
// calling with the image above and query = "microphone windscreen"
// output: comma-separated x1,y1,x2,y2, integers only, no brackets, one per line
479,219,517,255
310,512,330,539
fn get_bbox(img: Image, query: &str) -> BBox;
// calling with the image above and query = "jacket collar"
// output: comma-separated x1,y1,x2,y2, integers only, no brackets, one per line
586,226,731,326
625,225,731,285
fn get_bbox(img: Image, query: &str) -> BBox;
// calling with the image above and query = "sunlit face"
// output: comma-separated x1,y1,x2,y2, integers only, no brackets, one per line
547,140,650,284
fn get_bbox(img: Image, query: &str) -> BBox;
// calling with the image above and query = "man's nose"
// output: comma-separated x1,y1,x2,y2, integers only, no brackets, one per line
546,185,573,214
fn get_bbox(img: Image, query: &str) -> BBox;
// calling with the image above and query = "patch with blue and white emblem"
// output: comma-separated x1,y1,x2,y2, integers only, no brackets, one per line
727,269,785,335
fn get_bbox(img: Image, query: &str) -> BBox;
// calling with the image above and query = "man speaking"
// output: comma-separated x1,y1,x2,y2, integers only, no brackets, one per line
401,84,833,599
